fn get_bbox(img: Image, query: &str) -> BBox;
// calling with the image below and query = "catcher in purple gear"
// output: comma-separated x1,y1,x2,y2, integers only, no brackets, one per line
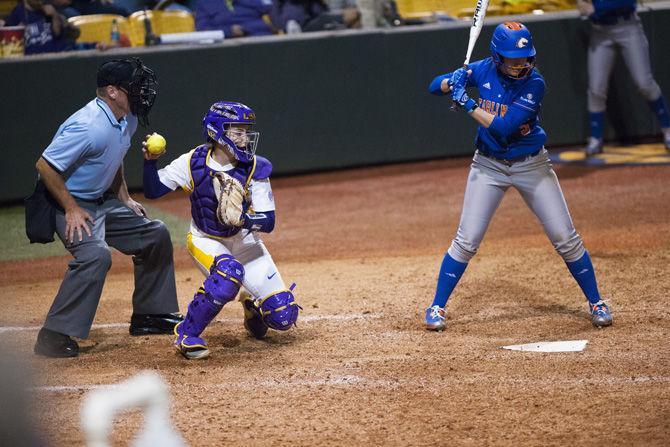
424,22,612,332
143,101,301,360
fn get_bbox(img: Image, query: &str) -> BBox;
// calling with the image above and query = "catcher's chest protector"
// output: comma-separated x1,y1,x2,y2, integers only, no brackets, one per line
189,145,253,238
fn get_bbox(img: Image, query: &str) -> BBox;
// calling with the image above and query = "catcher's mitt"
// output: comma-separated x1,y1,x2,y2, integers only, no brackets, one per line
212,172,246,227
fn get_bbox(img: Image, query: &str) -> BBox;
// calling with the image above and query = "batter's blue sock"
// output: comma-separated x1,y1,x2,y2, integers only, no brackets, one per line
566,251,601,304
431,253,468,308
648,95,670,128
589,112,605,139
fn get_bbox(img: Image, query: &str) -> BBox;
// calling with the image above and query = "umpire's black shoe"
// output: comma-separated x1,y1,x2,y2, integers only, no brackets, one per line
34,328,79,358
129,312,183,336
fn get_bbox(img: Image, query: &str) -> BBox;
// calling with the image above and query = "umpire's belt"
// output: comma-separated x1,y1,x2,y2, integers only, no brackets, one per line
73,191,115,205
478,149,540,166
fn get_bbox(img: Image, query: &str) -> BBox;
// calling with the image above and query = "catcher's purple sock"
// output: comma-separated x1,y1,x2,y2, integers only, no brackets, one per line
431,253,468,308
648,95,670,128
566,251,601,304
589,112,604,140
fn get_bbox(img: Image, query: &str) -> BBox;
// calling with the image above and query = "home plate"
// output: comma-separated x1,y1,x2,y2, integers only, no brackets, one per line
502,340,588,352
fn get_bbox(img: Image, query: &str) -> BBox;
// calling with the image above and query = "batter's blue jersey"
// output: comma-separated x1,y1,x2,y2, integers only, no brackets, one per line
429,57,547,159
592,0,635,13
591,0,636,22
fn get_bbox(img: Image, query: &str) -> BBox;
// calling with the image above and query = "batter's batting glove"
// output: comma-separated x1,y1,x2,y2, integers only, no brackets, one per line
452,85,478,113
448,67,469,91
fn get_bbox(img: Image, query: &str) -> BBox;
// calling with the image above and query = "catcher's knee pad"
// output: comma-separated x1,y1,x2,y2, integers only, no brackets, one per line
258,284,301,331
554,232,585,263
206,254,245,303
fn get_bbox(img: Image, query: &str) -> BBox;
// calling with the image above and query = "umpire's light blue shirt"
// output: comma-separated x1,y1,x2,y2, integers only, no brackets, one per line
42,98,138,200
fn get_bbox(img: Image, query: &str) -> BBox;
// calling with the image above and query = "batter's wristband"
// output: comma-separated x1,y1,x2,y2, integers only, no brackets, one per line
465,98,478,113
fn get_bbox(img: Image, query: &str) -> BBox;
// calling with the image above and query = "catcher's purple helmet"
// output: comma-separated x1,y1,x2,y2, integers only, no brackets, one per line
490,22,536,79
259,285,301,331
203,101,259,163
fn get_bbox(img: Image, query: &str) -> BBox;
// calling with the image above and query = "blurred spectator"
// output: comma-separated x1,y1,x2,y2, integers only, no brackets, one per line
153,0,196,12
5,0,78,54
112,0,195,16
270,0,327,32
326,0,359,27
58,0,131,18
195,0,273,37
377,0,402,27
270,0,359,33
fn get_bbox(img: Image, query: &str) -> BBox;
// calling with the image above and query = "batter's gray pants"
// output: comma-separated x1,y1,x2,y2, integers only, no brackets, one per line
448,150,585,264
43,196,178,338
587,16,662,112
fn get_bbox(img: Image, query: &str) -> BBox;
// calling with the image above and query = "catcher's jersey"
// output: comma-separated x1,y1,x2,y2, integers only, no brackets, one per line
157,149,276,212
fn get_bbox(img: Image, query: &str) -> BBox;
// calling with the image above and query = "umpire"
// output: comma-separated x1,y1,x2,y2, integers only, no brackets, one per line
31,58,182,358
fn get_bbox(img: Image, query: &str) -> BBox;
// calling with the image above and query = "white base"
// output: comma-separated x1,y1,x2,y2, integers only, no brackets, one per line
502,340,588,352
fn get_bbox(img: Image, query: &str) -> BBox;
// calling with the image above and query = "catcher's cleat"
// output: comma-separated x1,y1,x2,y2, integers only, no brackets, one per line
34,327,79,358
130,312,183,336
584,137,603,157
240,292,268,339
174,322,210,360
425,305,447,331
664,128,670,152
589,300,613,328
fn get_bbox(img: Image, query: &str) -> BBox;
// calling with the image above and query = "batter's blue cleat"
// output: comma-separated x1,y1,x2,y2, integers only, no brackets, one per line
589,300,612,328
241,292,268,339
174,322,210,360
425,305,447,331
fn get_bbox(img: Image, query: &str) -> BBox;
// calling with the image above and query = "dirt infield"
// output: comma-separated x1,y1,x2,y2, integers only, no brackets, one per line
1,153,669,446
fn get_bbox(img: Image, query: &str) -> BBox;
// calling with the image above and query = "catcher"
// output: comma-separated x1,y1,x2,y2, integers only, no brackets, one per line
142,101,300,360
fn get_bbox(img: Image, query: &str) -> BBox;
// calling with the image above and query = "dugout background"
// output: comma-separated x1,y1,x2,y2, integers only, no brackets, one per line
1,7,669,203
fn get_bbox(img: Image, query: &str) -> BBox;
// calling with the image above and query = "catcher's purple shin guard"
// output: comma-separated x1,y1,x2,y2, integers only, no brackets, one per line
175,255,244,359
182,255,244,336
259,283,301,331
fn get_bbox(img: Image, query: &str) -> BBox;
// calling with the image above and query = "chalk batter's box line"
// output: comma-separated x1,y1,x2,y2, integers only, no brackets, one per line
0,313,382,334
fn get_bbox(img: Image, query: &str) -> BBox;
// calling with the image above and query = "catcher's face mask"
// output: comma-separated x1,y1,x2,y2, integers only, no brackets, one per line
226,124,259,161
203,102,259,163
97,57,159,126
225,123,259,154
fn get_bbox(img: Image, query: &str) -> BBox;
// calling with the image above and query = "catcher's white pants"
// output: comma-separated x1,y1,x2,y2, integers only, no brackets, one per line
186,223,286,299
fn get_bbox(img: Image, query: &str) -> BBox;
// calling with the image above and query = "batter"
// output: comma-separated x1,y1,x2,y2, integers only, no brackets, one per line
424,22,612,331
577,0,670,154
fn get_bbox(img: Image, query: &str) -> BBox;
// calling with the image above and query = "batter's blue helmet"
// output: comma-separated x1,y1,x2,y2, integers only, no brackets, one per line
490,22,536,78
203,101,259,163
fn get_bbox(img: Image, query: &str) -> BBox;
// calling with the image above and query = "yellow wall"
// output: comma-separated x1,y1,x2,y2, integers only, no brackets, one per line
396,0,577,19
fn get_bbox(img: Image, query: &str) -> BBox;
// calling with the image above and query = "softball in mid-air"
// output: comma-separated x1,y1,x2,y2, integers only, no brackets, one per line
145,133,167,155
